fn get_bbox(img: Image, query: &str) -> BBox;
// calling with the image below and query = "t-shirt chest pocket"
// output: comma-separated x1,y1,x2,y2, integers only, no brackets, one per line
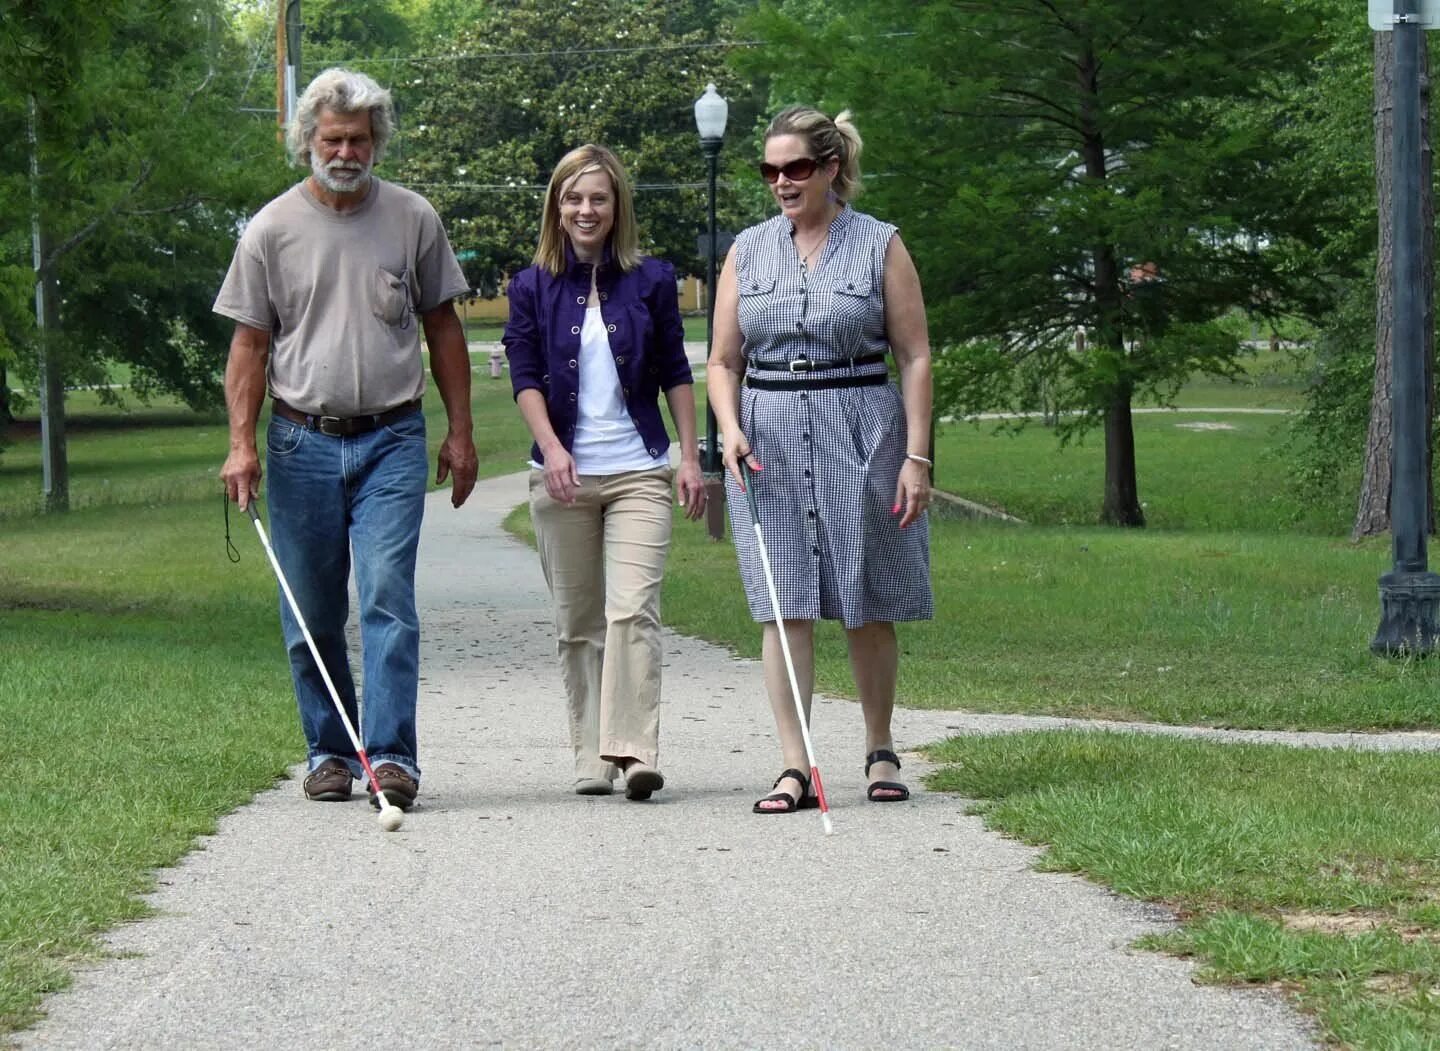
373,266,415,330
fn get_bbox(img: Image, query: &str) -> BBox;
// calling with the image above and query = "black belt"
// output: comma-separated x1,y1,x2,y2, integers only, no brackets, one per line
272,398,422,437
748,352,887,373
746,373,889,391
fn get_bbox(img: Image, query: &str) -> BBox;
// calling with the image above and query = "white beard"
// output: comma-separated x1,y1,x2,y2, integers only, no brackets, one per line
311,154,372,194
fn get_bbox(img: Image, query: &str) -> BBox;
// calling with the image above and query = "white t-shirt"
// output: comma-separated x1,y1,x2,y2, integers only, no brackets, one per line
571,306,668,474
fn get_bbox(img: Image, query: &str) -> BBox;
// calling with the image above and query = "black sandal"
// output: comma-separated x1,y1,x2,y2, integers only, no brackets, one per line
865,749,910,802
753,767,819,813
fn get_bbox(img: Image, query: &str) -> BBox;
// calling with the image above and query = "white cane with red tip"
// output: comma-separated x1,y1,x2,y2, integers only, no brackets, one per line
245,502,405,832
740,461,833,834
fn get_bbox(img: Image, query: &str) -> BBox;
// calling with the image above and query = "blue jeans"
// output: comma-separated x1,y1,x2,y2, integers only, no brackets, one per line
264,409,428,783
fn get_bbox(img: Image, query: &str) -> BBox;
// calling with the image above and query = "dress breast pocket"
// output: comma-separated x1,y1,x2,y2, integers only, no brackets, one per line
736,273,777,336
372,266,414,330
831,278,873,324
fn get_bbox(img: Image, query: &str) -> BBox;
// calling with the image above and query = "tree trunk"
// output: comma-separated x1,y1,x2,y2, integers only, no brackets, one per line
1356,31,1434,539
1101,373,1145,527
1075,41,1144,527
28,93,68,512
0,363,11,426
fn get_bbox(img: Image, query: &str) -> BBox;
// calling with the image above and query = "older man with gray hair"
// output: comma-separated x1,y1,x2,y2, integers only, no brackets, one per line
215,67,476,813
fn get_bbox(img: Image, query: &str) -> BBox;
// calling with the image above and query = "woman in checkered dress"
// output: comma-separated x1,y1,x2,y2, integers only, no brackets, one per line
707,106,934,813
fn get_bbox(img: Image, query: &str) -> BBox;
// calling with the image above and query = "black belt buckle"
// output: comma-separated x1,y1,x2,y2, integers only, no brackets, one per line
316,415,347,437
788,357,813,373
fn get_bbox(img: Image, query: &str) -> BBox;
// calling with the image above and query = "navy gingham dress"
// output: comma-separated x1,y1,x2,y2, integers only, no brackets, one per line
725,207,933,628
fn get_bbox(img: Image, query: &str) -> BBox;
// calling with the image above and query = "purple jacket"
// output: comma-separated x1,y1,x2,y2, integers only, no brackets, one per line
503,247,693,464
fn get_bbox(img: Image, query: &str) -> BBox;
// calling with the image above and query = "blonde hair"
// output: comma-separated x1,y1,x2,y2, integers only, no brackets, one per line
533,144,639,274
764,105,864,202
286,68,395,167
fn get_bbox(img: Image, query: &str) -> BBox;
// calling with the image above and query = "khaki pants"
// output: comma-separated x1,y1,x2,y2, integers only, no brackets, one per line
530,467,673,778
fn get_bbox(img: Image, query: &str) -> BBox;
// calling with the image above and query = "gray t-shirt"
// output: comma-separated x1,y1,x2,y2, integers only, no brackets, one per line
213,177,470,417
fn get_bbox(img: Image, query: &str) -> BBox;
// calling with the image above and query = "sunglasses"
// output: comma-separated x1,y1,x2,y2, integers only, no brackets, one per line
758,157,820,184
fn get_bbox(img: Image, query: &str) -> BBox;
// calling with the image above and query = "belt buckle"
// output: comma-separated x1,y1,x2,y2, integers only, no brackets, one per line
788,357,812,373
317,415,346,437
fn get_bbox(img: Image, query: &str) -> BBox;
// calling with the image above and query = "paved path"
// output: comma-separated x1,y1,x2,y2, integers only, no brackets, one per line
20,472,1346,1049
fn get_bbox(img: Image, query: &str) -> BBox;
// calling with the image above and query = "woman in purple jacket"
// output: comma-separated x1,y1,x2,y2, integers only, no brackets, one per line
504,144,705,800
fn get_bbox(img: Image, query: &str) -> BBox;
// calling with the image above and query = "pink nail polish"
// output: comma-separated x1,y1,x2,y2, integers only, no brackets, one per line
891,503,900,514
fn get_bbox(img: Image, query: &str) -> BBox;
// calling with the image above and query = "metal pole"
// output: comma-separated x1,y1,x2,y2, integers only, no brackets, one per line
284,0,301,123
1374,0,1440,652
702,136,726,541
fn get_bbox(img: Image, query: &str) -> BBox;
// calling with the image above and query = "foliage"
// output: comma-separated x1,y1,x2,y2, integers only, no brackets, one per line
389,0,765,293
301,0,415,61
1263,1,1390,523
0,0,290,412
1286,282,1377,514
737,0,1357,524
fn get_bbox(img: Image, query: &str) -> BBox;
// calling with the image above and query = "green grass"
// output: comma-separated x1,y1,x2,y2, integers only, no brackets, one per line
936,411,1350,534
512,505,1435,732
923,732,1440,1049
0,362,541,517
1141,348,1311,411
0,501,298,1034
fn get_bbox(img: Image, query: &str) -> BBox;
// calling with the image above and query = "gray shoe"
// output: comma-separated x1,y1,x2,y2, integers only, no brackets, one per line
574,777,615,796
622,763,664,801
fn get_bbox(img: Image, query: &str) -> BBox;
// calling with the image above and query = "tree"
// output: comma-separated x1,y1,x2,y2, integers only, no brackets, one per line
390,0,762,293
0,0,288,507
742,0,1348,525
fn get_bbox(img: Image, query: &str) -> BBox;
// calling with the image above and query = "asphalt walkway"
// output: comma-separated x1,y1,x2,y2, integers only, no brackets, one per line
18,471,1358,1049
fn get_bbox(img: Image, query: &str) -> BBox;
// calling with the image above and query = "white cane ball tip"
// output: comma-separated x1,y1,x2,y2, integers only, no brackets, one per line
378,807,404,832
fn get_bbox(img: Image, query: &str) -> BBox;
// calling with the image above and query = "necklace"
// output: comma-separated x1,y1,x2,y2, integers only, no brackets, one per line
795,231,827,270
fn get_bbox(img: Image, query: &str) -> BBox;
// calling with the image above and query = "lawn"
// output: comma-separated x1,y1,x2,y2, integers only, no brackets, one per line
0,500,297,1033
0,359,540,517
933,411,1346,533
513,501,1424,732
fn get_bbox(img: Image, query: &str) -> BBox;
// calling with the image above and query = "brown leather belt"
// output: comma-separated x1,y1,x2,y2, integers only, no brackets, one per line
271,398,422,437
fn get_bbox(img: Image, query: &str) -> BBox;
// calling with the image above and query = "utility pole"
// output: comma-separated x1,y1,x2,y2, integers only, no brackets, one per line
28,93,67,513
274,1,285,131
275,0,301,128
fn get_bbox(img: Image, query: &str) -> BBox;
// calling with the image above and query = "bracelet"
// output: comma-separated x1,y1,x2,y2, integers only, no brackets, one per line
905,453,933,467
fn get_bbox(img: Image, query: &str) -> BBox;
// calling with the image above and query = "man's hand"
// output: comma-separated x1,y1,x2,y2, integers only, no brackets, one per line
436,430,478,508
220,446,262,510
421,302,476,509
220,323,270,512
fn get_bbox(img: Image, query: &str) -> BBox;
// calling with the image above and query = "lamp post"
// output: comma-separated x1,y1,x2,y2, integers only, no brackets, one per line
1372,0,1440,652
695,83,728,540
